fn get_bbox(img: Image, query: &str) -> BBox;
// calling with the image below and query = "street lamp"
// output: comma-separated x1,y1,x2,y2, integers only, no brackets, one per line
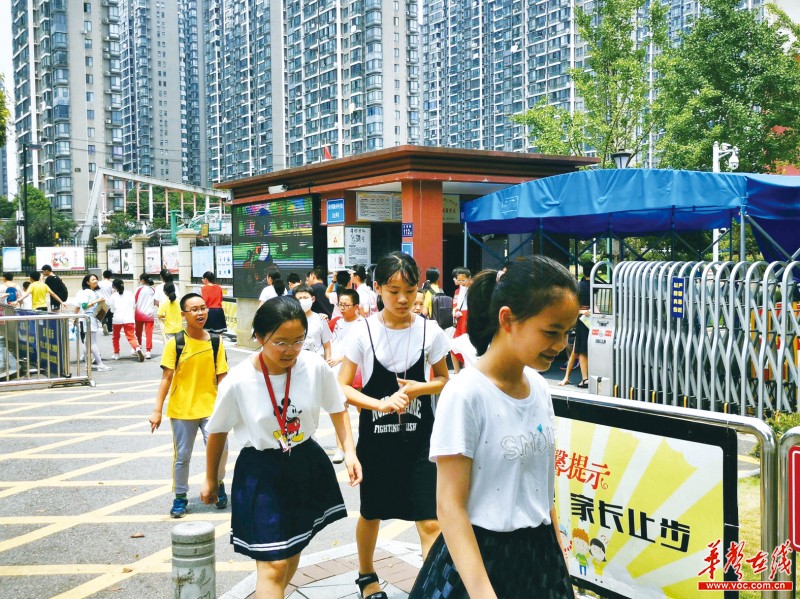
610,150,634,169
711,141,739,262
21,142,43,269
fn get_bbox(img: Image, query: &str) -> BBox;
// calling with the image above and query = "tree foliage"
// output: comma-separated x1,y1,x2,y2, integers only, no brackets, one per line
653,0,800,172
123,186,197,232
513,0,667,167
0,196,16,219
0,74,9,149
0,186,77,248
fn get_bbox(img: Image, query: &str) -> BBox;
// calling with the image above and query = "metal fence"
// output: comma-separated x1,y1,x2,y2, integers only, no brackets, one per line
0,307,94,389
599,260,799,418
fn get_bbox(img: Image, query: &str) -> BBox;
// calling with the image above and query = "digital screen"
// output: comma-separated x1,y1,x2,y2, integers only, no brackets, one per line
232,197,315,298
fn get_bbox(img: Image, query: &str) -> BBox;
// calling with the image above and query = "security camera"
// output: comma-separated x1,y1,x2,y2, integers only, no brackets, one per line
728,152,739,171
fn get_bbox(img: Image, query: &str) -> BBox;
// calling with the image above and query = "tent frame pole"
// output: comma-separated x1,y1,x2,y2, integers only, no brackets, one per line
745,215,794,262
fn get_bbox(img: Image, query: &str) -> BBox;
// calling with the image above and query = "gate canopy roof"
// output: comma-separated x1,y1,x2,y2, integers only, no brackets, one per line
463,168,800,241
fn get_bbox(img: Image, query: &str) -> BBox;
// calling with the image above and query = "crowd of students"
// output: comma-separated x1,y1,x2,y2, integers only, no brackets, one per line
145,253,580,599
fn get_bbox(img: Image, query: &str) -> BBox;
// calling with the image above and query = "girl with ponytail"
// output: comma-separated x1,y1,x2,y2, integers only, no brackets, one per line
157,283,182,339
410,255,578,599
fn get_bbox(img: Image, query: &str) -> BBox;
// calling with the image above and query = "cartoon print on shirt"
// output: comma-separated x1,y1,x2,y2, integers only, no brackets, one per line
272,403,304,447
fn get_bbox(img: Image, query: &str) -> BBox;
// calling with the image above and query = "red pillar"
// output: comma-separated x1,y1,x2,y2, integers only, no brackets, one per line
401,180,444,275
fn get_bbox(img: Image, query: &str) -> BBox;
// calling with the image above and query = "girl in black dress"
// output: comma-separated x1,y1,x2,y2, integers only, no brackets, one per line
338,252,450,599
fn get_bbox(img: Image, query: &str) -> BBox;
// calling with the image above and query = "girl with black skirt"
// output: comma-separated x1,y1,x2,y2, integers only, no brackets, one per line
338,252,450,599
409,256,577,599
201,296,362,599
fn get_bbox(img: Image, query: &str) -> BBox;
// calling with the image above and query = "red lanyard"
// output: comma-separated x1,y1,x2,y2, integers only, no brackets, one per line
258,353,292,447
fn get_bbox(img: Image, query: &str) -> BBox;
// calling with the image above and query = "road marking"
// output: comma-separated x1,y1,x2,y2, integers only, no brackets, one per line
377,519,415,540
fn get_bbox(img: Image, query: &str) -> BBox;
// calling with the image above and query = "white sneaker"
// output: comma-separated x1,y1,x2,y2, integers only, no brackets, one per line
136,348,145,362
331,449,345,464
94,365,112,372
145,352,152,360
111,353,119,360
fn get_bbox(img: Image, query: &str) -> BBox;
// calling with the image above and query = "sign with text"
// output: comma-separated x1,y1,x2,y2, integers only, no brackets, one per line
790,446,800,551
36,247,86,271
345,226,371,266
671,277,687,319
401,222,414,238
443,194,461,224
401,242,413,257
162,245,180,274
191,246,215,278
2,247,22,272
215,245,233,279
326,198,345,224
328,249,346,272
107,250,121,274
553,393,738,598
356,192,402,223
327,225,345,249
144,246,162,275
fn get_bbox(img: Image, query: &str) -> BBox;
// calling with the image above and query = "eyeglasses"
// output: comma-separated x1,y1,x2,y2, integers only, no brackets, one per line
338,303,354,309
268,338,306,352
182,306,208,314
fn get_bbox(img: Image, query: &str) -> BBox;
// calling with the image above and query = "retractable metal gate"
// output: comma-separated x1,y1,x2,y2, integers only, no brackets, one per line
595,261,800,418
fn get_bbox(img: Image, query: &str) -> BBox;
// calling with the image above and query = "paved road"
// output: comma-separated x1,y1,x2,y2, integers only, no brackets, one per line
0,335,760,599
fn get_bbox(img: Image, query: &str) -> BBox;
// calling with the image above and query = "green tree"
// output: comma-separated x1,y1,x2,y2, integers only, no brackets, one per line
124,186,196,231
513,0,667,166
654,0,800,172
0,74,9,148
0,186,77,248
0,195,16,219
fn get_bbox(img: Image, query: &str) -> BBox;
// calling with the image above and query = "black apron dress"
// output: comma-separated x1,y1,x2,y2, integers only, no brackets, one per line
357,319,437,521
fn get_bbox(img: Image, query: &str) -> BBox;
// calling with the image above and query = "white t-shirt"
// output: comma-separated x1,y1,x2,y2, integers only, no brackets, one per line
75,288,102,332
134,285,156,320
98,279,113,302
303,312,332,355
430,367,557,532
331,316,363,360
207,350,346,451
450,333,479,368
109,290,136,324
356,283,378,316
343,313,450,385
258,285,286,303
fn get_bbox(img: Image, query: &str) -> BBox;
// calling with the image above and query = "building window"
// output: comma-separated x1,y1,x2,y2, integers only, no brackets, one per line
85,56,93,67
86,74,93,84
87,145,96,155
84,20,92,32
87,127,95,138
86,91,94,102
84,2,91,12
87,109,95,119
85,38,92,49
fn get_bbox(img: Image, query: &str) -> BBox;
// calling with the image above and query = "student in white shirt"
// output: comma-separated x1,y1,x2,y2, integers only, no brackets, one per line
258,270,287,306
409,256,578,599
108,279,145,362
201,296,361,599
293,284,332,360
353,265,378,318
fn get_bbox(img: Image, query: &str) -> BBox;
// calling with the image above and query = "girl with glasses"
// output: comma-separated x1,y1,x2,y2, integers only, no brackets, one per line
201,296,361,599
338,252,450,599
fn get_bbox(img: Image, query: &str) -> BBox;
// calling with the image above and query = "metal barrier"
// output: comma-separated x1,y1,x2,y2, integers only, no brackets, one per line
0,307,94,389
598,260,800,418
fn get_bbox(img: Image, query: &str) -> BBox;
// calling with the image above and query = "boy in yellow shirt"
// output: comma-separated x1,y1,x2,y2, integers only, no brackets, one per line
148,293,229,518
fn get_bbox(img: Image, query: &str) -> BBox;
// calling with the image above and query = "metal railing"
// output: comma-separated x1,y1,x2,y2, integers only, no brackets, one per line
604,261,800,418
0,307,94,389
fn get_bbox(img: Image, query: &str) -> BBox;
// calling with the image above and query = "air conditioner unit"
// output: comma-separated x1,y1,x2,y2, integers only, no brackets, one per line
104,36,111,42
80,29,89,35
105,89,112,94
105,118,112,124
106,140,113,145
103,19,109,24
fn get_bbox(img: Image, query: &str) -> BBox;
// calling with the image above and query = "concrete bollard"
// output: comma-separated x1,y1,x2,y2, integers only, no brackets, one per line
172,521,216,599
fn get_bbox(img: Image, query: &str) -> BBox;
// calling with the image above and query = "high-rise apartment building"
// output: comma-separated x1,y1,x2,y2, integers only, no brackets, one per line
204,0,421,183
0,81,8,198
11,0,126,221
421,0,767,157
121,0,203,185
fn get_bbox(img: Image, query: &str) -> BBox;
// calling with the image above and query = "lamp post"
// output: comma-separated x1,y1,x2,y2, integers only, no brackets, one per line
711,141,739,262
610,150,634,169
21,143,43,269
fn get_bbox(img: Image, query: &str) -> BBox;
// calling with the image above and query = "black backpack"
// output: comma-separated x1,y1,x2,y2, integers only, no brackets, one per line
174,331,222,372
429,289,454,330
47,275,69,302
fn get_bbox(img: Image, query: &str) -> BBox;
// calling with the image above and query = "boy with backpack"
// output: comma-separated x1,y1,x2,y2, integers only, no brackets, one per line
148,293,229,518
421,267,453,331
41,265,69,311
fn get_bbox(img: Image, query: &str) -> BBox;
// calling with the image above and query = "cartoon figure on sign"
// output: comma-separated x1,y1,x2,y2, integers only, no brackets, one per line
559,523,572,555
590,536,608,577
572,528,590,576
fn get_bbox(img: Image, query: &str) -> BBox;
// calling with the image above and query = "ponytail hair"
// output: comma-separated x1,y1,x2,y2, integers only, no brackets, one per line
164,282,177,303
468,255,578,356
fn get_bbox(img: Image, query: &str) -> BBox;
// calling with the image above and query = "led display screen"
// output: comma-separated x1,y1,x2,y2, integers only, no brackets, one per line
232,197,315,298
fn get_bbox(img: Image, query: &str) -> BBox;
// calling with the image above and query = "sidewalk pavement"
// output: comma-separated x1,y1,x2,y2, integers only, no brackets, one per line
222,541,422,599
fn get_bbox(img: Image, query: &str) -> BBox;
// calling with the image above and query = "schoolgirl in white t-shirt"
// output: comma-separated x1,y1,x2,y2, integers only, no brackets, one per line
409,256,579,599
201,296,361,598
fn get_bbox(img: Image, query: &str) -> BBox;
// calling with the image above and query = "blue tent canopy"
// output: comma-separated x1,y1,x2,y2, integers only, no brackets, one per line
463,169,800,260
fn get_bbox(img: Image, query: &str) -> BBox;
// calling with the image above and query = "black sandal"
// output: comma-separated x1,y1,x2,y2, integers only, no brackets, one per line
355,572,388,599
577,379,589,389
